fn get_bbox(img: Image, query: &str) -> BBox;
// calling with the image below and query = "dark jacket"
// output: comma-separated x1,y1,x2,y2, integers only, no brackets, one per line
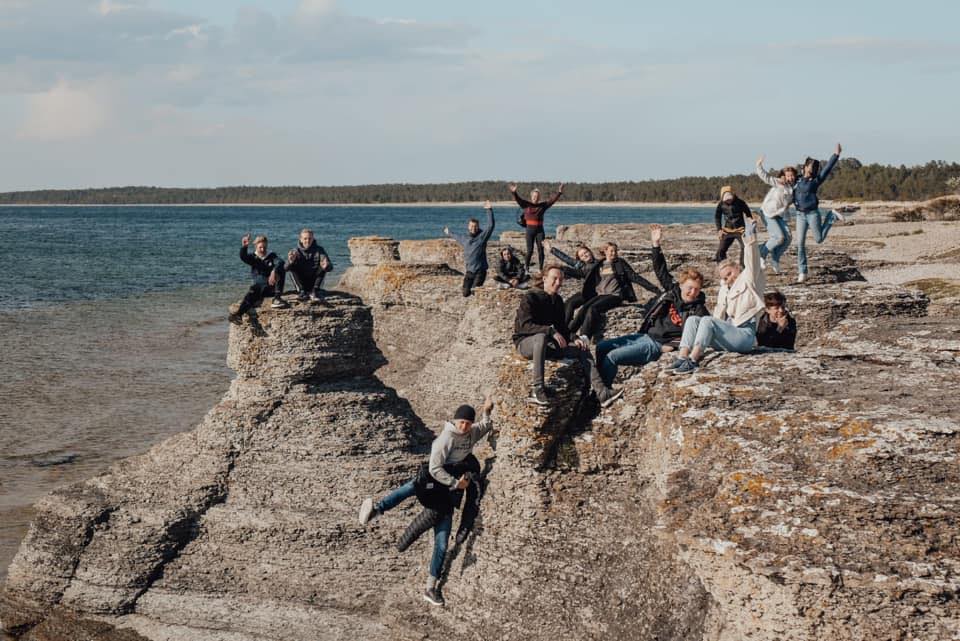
756,312,797,349
794,153,839,212
513,191,562,227
291,240,332,275
582,257,659,303
448,208,495,273
498,254,527,282
639,246,710,345
240,246,284,287
550,247,595,279
715,196,751,231
512,288,568,346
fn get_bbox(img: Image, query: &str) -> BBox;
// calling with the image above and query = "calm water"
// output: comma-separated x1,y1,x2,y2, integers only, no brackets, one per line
0,204,713,578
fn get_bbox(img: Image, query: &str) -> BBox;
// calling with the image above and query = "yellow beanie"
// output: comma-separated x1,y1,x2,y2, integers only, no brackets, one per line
720,185,735,199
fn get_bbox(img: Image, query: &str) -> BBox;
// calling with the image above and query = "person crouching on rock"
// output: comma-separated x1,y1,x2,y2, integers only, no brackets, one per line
756,291,797,350
596,224,709,385
444,200,496,297
286,228,333,303
494,247,531,290
513,265,623,407
670,218,766,374
358,397,495,607
715,185,752,266
229,234,289,324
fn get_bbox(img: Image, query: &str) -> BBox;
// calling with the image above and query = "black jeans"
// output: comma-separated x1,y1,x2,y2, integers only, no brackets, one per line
524,226,545,270
288,262,327,294
516,333,605,392
716,231,745,265
237,274,285,315
564,293,587,330
570,294,622,338
463,270,487,297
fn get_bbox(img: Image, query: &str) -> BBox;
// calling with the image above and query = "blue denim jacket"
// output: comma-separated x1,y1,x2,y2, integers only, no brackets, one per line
793,153,839,212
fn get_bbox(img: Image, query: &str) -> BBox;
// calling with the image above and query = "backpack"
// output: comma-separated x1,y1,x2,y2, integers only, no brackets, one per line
516,209,527,228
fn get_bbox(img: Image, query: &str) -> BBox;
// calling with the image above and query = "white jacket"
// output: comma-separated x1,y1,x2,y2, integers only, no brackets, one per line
714,229,766,327
757,164,794,219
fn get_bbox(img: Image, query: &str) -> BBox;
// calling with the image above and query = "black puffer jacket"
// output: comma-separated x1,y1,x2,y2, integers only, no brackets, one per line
550,247,595,279
498,253,527,282
581,257,659,303
639,246,710,345
715,197,751,231
240,246,284,286
291,240,333,274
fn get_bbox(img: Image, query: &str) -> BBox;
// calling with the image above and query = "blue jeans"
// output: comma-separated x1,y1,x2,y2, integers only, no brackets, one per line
596,333,662,385
680,316,757,354
377,480,453,579
795,209,837,275
759,214,792,264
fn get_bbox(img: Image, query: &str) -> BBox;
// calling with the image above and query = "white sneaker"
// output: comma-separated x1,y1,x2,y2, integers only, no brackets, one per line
831,209,846,223
759,256,767,269
770,260,781,274
358,498,375,526
497,283,510,290
797,272,806,283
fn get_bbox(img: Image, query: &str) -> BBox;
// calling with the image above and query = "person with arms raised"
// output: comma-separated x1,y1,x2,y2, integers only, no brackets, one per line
510,182,563,273
444,200,496,297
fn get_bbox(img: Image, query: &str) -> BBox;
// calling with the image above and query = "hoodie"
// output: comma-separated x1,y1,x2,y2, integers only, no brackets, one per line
639,245,710,345
428,414,494,487
291,239,333,275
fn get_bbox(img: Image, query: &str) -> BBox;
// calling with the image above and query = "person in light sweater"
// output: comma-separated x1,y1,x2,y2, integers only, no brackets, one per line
755,155,797,274
670,218,766,374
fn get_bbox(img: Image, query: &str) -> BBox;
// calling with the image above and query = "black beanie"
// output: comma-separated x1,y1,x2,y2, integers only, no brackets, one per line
453,404,476,422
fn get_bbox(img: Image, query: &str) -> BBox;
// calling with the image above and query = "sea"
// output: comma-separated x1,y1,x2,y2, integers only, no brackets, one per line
0,204,714,578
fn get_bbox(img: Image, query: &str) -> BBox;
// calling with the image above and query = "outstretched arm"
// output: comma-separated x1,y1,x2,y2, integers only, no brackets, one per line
649,225,676,290
543,183,564,209
819,144,841,181
755,155,779,187
742,218,763,291
510,184,533,209
481,200,496,242
239,244,256,266
622,260,661,295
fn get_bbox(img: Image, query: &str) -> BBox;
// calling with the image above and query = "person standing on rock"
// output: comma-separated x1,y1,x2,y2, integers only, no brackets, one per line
756,291,797,350
670,219,766,374
444,200,496,297
513,265,623,407
229,234,289,323
494,247,531,290
755,156,797,274
794,143,847,283
286,228,333,302
510,182,564,273
358,397,496,607
714,186,752,266
595,224,709,385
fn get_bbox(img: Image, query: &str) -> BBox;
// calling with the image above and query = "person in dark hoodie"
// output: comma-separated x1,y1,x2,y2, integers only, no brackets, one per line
444,200,495,297
286,228,333,302
513,265,623,407
493,247,530,290
229,234,289,323
715,185,752,265
595,224,709,384
550,244,598,323
568,242,660,340
794,143,846,283
756,291,797,349
358,397,495,607
509,182,563,272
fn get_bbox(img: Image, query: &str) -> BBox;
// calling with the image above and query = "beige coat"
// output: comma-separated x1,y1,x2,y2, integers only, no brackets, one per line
714,231,766,327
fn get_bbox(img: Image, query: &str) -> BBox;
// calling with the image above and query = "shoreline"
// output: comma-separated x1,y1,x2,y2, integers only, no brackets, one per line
0,200,912,208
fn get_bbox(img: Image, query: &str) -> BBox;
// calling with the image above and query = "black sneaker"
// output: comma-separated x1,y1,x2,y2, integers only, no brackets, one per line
309,290,323,302
271,298,290,309
297,291,310,302
454,528,470,545
228,312,243,325
529,385,549,406
597,387,624,408
423,587,445,607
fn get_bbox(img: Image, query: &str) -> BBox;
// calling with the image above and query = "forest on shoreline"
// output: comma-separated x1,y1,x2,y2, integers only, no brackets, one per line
1,159,957,205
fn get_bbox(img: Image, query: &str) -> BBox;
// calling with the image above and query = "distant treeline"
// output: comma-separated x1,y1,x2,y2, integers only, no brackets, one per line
1,159,957,205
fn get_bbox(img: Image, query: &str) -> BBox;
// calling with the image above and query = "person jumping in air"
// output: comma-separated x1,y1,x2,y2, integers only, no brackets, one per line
286,228,333,302
755,156,796,274
444,200,495,297
670,218,766,374
595,224,709,385
794,143,846,283
358,396,496,607
509,182,563,273
494,247,531,290
229,234,289,323
714,186,752,266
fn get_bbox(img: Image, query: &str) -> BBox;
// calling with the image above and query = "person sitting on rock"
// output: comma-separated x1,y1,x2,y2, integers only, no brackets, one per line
229,234,289,323
510,182,563,273
444,200,495,297
358,397,495,607
671,218,766,374
513,265,623,407
596,224,709,385
494,247,530,290
794,143,847,283
755,155,796,274
756,291,797,350
551,244,598,324
568,241,660,341
286,228,333,303
715,185,752,265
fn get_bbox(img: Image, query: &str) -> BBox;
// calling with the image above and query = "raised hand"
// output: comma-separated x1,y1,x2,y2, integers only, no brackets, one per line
650,224,663,246
756,154,765,166
558,183,564,193
443,226,450,235
320,256,330,270
287,249,298,264
484,199,493,210
242,234,251,247
508,183,518,193
835,142,842,156
482,394,495,415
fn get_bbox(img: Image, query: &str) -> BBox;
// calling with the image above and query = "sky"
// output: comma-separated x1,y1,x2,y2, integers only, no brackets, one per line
1,0,958,190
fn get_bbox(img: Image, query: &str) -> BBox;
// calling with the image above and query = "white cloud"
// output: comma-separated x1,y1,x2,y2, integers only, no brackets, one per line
17,80,108,140
296,0,336,18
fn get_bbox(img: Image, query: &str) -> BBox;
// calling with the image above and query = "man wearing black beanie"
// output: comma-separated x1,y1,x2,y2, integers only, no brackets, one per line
358,396,495,607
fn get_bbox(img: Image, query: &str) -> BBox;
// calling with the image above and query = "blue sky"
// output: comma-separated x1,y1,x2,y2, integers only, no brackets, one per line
0,0,958,190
